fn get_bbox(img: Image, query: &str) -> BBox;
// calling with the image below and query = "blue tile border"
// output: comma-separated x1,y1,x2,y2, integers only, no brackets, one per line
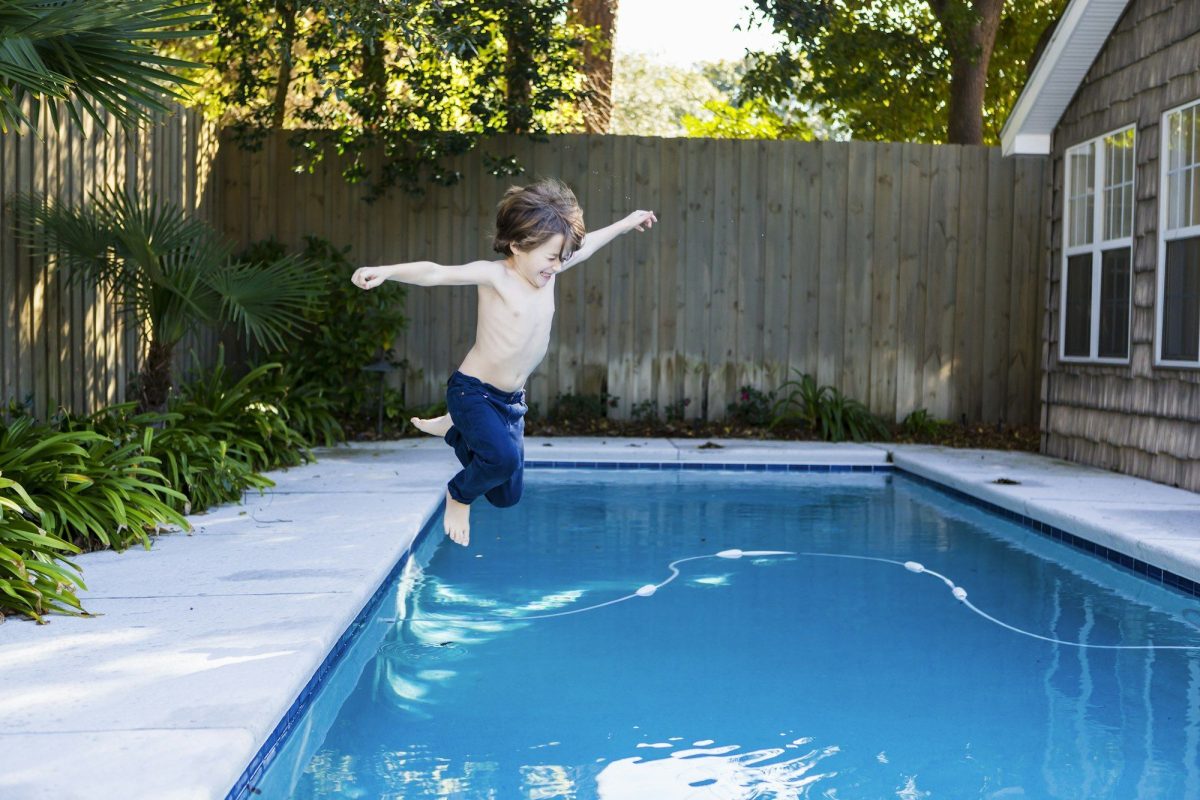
901,471,1200,600
523,460,895,473
224,506,442,800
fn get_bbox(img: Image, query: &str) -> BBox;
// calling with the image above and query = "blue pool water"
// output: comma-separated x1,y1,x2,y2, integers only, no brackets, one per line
253,470,1200,799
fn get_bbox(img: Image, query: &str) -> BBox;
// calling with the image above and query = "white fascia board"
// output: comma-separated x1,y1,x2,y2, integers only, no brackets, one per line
1000,0,1131,156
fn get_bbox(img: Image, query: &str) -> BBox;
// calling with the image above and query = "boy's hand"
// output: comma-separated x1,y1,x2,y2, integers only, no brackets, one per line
624,210,657,232
351,265,389,290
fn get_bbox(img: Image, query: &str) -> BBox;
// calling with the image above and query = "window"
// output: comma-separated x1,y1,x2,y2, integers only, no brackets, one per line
1158,100,1200,365
1062,127,1134,362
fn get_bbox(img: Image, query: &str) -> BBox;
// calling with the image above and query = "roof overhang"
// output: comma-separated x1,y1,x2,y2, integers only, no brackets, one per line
1000,0,1131,156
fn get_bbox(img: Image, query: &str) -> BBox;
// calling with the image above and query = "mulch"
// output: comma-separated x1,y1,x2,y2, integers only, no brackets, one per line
345,416,1042,452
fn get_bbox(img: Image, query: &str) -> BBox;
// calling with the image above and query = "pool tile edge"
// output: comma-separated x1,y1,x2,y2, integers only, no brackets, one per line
890,447,1200,597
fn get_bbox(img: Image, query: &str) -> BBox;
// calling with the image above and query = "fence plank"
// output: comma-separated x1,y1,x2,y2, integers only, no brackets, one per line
789,141,823,383
654,137,683,412
630,136,659,415
895,142,931,419
955,146,988,423
762,140,793,394
843,141,875,405
983,150,1015,423
734,140,765,400
923,143,960,419
869,142,902,417
1008,156,1042,425
682,138,714,419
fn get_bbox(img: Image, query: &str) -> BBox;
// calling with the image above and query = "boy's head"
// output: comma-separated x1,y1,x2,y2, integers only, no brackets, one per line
493,178,586,260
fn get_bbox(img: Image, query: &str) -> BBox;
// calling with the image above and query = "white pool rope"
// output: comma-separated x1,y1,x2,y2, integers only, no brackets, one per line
387,549,1200,650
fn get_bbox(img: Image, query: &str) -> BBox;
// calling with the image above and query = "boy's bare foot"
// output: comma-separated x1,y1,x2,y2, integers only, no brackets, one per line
412,413,452,437
444,490,470,546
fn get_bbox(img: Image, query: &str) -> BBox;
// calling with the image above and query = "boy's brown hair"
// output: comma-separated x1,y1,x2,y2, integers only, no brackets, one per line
492,178,586,258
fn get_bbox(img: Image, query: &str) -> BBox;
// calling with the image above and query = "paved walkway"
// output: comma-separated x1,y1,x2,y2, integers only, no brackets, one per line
0,437,1197,799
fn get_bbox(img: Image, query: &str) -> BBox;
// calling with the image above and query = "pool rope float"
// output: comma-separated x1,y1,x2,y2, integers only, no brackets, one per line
396,548,1200,650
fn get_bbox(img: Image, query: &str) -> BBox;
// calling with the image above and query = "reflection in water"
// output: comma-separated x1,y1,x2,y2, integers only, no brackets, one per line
596,739,839,800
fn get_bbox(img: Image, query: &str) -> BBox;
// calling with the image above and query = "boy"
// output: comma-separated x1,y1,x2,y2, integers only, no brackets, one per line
350,178,656,546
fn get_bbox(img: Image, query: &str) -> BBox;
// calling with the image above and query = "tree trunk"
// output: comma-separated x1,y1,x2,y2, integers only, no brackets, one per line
568,0,619,133
503,10,533,134
271,1,297,129
930,0,1003,145
138,338,175,415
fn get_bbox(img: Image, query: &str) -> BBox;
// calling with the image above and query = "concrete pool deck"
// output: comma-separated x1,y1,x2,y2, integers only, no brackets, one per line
1,437,1198,799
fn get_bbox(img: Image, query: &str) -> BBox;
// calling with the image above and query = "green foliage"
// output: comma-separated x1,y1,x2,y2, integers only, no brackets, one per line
682,97,813,140
630,399,658,423
726,385,776,427
14,189,326,412
0,345,334,620
254,235,409,427
0,472,86,622
551,392,617,421
174,0,588,199
770,370,889,442
171,349,313,476
0,0,209,133
70,401,268,516
663,397,691,422
743,0,1065,144
902,408,950,439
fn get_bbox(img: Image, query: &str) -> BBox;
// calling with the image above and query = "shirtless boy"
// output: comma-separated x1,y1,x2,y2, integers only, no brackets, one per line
350,178,656,546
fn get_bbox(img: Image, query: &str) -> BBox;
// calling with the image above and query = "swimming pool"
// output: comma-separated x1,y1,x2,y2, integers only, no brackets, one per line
248,468,1200,799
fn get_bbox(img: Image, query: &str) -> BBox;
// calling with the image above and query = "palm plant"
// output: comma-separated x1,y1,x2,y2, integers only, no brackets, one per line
15,187,326,413
0,0,209,133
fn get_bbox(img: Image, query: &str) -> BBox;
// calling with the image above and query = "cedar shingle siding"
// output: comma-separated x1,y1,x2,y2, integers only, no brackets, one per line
1046,0,1200,490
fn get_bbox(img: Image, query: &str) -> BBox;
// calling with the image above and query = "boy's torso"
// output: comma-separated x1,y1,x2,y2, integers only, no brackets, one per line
456,264,556,393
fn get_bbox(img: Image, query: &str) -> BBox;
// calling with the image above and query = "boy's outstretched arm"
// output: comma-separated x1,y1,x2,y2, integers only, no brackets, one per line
351,259,502,290
560,209,657,273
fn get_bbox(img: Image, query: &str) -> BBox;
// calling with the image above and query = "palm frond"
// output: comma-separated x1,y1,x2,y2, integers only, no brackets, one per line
205,254,325,351
0,0,211,134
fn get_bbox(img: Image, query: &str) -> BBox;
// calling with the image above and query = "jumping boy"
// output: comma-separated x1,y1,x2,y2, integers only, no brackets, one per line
350,178,656,546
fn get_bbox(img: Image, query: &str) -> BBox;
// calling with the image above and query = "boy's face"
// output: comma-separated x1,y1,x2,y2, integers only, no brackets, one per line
511,234,567,289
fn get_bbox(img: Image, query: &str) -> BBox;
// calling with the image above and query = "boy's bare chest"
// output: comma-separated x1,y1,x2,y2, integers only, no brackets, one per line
478,283,555,339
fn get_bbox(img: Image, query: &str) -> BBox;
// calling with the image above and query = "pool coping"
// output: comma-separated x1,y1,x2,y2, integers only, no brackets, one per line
1,437,1197,800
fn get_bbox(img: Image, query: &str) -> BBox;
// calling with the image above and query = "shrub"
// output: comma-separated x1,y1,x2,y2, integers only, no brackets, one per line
664,397,691,422
250,236,409,426
630,399,658,422
0,473,86,622
726,385,775,427
770,370,890,442
551,392,617,421
902,408,949,439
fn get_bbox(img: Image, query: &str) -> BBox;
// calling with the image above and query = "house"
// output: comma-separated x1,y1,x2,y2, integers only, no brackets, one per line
1001,0,1200,491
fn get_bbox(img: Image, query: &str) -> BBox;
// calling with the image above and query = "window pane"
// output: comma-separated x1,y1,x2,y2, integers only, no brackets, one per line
1068,146,1094,246
1098,248,1130,358
1192,166,1200,228
1103,129,1134,240
1163,237,1200,362
1166,107,1200,232
1064,254,1093,357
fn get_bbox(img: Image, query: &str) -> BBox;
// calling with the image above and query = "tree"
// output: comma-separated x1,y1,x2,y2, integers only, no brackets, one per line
0,0,209,133
568,0,618,133
169,0,587,199
743,0,1065,145
609,53,725,136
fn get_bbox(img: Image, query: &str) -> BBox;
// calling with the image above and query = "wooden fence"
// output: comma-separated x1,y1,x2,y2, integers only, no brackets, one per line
1,105,221,419
218,133,1049,424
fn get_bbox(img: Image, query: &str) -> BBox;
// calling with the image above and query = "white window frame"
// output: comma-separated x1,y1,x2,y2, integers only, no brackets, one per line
1156,98,1200,367
1060,124,1135,364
